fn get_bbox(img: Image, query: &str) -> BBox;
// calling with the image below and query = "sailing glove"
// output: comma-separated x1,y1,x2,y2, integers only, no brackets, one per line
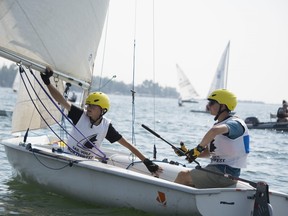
41,66,53,85
143,158,159,173
174,141,189,156
186,145,205,163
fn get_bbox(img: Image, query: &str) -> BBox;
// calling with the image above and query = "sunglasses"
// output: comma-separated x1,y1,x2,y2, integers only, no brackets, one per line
208,100,217,106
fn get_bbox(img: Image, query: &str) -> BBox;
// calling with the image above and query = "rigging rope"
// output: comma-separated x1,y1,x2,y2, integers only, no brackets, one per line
18,65,66,146
131,0,138,148
18,65,107,160
152,0,157,159
98,5,110,90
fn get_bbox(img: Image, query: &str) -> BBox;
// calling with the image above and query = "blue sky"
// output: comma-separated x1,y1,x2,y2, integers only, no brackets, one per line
1,0,288,104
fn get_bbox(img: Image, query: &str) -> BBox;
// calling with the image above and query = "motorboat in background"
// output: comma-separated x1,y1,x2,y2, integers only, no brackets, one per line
245,116,288,132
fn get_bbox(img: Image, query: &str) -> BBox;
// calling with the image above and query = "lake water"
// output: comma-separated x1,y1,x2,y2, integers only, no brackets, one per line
0,87,288,216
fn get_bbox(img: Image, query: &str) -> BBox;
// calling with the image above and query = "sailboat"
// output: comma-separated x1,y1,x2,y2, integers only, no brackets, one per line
191,41,230,113
12,72,20,92
207,41,230,96
176,64,199,106
0,2,288,215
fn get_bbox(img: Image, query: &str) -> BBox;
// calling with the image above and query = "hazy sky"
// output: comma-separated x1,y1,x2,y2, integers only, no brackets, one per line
1,0,288,104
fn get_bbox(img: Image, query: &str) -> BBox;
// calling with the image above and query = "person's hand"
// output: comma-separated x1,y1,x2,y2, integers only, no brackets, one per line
186,144,205,163
174,141,189,156
143,158,163,176
41,66,53,85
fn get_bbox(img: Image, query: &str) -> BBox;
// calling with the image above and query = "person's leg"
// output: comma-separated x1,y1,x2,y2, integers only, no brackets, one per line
174,170,193,186
174,165,238,188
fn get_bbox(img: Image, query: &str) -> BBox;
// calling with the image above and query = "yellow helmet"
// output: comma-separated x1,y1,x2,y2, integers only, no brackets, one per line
207,89,237,111
85,92,110,111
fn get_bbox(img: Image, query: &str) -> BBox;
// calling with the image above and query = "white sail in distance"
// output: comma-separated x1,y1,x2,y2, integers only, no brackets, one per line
207,41,230,96
176,64,199,103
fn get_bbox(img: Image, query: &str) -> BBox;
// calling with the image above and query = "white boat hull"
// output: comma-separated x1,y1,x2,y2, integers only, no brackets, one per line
2,136,288,216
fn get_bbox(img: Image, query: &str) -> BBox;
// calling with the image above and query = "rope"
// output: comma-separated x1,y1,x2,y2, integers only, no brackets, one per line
28,67,107,159
18,66,66,146
32,150,77,170
152,0,157,159
19,65,107,160
98,5,110,89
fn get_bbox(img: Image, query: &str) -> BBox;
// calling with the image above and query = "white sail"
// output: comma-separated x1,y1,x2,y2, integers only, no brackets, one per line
0,0,109,132
0,0,109,88
12,72,64,133
207,41,230,96
176,64,199,104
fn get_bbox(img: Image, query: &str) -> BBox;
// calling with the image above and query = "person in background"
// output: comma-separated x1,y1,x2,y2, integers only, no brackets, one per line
276,100,288,122
174,89,250,188
41,66,162,176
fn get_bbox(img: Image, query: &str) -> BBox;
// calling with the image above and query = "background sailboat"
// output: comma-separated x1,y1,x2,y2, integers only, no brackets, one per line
207,41,230,96
190,41,230,113
176,64,199,106
12,72,20,92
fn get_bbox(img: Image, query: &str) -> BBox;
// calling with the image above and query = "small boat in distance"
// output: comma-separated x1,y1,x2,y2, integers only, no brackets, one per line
245,116,288,132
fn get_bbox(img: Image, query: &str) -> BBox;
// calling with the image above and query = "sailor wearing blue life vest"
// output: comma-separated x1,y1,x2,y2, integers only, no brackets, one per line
174,89,250,188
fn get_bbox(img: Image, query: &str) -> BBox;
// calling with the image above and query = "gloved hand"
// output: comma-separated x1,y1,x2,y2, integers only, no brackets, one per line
41,66,53,85
174,141,189,156
143,158,160,173
186,144,205,163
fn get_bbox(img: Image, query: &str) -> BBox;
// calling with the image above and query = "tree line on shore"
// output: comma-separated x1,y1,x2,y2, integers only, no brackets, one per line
0,65,179,98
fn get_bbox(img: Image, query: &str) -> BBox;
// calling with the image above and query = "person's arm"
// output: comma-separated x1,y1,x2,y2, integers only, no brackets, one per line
41,66,71,111
198,124,229,149
117,137,146,161
185,124,228,162
284,108,288,117
47,84,71,111
117,137,163,175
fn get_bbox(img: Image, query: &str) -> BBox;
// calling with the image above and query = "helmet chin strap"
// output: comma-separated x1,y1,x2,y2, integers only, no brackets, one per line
89,109,108,128
214,105,229,121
